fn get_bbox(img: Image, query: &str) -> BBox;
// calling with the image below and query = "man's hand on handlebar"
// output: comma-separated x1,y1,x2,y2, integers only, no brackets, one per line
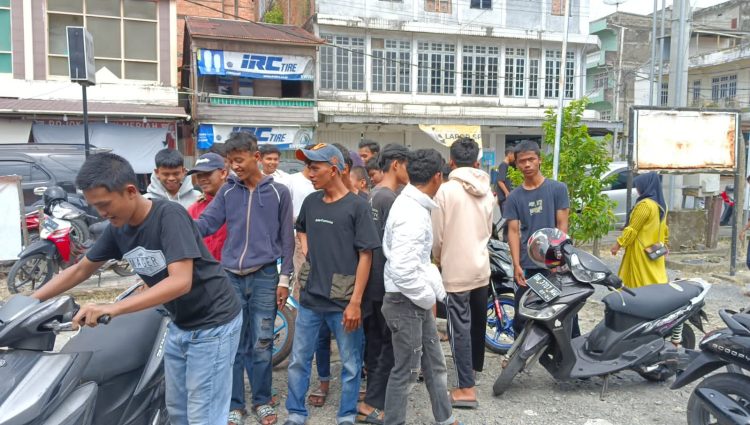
72,303,116,329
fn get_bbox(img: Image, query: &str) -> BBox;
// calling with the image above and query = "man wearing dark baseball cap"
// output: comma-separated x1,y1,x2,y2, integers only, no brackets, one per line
285,143,381,425
187,152,228,261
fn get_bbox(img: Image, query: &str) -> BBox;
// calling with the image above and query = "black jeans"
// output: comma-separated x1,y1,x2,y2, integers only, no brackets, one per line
514,268,581,338
445,285,488,389
363,300,394,410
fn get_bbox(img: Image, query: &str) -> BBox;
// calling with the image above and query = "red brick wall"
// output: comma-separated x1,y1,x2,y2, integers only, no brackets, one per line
176,0,257,75
278,0,315,26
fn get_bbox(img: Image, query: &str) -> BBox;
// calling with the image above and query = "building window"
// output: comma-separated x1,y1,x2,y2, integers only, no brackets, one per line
544,50,575,98
462,45,498,96
470,0,491,9
372,39,410,93
692,80,701,106
593,72,608,89
0,0,10,74
320,34,365,91
660,82,668,106
425,0,451,13
417,42,455,95
711,74,736,103
528,48,540,98
46,0,158,80
600,110,612,120
504,48,525,97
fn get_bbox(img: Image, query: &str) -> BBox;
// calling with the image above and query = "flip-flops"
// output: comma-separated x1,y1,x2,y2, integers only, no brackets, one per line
356,408,384,425
307,387,328,407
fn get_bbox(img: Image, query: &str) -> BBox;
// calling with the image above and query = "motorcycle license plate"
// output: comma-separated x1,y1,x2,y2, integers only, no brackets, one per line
42,219,59,232
527,273,561,302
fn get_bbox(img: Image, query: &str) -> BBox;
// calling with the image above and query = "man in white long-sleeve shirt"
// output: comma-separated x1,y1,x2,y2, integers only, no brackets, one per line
382,148,460,425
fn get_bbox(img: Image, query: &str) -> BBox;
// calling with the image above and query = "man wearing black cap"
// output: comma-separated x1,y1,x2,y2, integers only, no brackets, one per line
284,143,381,425
187,153,228,261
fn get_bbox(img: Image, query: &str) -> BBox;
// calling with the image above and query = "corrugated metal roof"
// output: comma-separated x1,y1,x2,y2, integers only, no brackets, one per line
185,16,323,46
0,98,188,118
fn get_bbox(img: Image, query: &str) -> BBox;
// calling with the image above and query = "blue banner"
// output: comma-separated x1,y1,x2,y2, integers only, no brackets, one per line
197,124,313,150
197,49,314,81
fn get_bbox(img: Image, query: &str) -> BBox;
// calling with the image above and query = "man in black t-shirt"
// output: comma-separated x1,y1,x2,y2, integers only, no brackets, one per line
496,146,515,211
284,143,381,425
357,143,410,422
33,153,241,425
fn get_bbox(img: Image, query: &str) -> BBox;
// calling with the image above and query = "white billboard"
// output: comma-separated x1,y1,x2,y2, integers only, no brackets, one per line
633,108,739,172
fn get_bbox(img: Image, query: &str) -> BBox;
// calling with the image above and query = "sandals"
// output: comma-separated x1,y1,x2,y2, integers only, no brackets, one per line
228,409,245,425
255,404,277,425
356,408,384,425
307,387,328,407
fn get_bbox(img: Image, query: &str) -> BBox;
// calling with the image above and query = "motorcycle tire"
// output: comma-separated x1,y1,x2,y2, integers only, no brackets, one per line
70,218,90,245
485,294,516,354
111,260,136,277
493,328,536,397
272,305,296,366
637,324,696,382
686,373,750,425
7,254,55,294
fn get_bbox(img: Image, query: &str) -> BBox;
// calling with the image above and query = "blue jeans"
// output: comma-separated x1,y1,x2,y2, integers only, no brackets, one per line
227,264,279,410
164,312,242,425
286,304,364,424
315,322,331,381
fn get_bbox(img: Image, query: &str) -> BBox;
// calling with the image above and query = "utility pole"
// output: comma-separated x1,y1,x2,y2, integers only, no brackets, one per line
648,0,658,105
552,0,571,180
612,25,625,156
668,0,690,107
656,0,667,104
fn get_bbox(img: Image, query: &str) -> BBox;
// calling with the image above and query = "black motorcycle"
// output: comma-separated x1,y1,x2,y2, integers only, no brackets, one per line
493,228,710,397
672,308,750,425
0,283,169,425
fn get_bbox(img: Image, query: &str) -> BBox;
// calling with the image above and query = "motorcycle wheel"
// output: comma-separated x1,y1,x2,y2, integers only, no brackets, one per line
485,294,516,354
272,305,296,366
687,373,750,425
637,324,696,382
492,329,534,397
69,219,90,245
7,254,55,293
111,260,136,277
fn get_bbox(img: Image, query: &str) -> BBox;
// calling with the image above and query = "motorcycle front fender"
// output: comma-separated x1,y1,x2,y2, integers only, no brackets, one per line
693,387,750,425
133,314,170,395
670,350,727,390
19,239,58,259
517,324,551,361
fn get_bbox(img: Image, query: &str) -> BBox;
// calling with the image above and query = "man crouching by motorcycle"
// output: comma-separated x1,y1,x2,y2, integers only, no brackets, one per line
32,152,242,425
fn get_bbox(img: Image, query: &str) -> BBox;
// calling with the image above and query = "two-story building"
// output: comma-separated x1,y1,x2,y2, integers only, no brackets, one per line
0,0,187,173
305,0,607,160
180,16,321,154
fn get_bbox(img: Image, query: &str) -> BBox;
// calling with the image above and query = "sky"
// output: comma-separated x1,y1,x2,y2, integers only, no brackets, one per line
589,0,728,21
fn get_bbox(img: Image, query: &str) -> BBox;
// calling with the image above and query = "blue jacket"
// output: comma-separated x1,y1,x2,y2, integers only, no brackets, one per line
196,174,294,277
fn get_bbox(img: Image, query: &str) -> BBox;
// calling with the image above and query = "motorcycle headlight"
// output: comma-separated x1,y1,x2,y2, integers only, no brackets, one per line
569,254,606,283
519,303,566,320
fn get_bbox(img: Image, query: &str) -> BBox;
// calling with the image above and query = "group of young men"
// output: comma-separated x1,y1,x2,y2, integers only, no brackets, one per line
29,130,573,425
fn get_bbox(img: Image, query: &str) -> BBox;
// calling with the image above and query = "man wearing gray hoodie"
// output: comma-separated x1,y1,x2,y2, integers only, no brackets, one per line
144,148,200,209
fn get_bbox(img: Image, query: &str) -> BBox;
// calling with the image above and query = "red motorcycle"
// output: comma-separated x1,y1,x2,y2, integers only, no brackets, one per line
8,202,133,293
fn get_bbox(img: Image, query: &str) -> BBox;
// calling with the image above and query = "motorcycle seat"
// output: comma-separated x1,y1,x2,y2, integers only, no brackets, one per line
602,281,703,321
60,308,163,383
734,314,750,332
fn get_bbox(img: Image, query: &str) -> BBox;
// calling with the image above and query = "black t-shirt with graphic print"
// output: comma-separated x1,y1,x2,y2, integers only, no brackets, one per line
503,178,569,269
86,199,240,330
295,191,381,313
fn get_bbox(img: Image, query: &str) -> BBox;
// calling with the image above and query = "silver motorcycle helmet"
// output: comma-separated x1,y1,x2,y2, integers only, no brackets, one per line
527,228,570,269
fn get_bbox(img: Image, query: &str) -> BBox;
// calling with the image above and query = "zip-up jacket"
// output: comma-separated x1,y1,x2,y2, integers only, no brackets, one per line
384,184,446,310
196,174,295,280
143,174,200,209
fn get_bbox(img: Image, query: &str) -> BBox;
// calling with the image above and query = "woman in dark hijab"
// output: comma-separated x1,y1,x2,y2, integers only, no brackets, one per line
610,172,669,287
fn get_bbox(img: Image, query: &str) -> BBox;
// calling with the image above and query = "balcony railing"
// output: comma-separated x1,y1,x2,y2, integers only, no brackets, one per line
205,94,315,108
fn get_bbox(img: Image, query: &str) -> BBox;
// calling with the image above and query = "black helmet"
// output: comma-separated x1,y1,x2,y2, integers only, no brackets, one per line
527,228,570,269
42,186,68,207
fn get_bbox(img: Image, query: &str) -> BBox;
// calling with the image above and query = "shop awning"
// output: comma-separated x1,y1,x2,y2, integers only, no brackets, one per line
0,118,32,144
0,98,188,119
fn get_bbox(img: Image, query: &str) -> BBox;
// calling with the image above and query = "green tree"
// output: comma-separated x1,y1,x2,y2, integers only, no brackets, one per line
508,99,615,245
263,2,284,24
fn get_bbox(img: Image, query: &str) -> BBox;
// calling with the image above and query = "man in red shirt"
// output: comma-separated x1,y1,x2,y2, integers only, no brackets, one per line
187,153,228,260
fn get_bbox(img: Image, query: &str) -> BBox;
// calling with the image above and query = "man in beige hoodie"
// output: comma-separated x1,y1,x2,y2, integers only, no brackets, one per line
431,137,494,408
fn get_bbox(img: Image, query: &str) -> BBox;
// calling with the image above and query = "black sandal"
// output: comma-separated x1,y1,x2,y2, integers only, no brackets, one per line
356,408,384,425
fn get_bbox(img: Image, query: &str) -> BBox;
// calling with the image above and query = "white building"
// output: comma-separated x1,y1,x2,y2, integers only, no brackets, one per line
0,0,187,174
308,0,603,161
